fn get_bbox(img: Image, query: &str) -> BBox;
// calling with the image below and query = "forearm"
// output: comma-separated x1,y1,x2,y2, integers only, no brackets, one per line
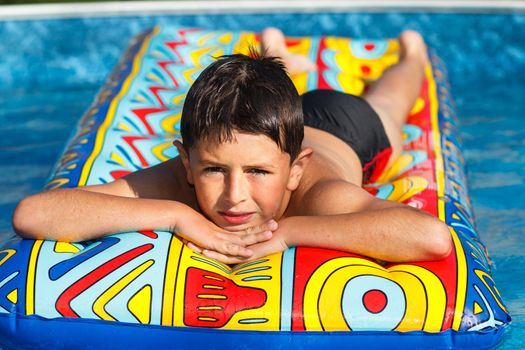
12,188,186,242
282,207,452,262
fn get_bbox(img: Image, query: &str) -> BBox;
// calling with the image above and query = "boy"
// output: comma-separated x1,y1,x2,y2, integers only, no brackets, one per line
13,29,452,264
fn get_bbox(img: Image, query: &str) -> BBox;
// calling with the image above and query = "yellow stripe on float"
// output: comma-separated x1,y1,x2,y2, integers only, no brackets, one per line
198,305,223,311
0,249,16,266
391,264,447,332
190,46,214,67
46,178,71,190
93,259,154,321
474,269,508,313
161,236,183,326
128,284,152,324
26,240,43,315
451,226,467,330
110,152,128,167
133,94,148,103
54,242,81,254
7,289,18,304
151,142,173,163
78,26,160,186
146,72,164,85
473,302,483,315
427,61,468,331
160,113,181,135
428,63,445,213
182,67,201,86
233,32,257,56
197,32,215,47
219,32,233,45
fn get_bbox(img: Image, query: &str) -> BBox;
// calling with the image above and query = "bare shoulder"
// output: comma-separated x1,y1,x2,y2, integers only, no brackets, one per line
296,179,396,216
80,158,192,201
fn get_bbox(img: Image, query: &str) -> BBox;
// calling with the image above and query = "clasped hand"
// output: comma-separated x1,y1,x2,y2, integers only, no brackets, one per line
173,208,287,264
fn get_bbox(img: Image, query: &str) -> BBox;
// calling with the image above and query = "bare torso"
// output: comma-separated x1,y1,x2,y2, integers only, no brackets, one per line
282,126,364,217
301,126,363,185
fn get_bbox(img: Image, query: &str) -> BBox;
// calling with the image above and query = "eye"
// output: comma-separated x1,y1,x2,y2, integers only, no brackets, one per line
248,168,270,175
203,167,224,173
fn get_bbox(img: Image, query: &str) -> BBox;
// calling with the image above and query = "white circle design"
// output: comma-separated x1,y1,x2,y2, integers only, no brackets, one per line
342,275,406,331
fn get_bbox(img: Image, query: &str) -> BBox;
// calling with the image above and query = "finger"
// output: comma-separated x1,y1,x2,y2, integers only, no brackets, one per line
202,249,246,265
217,241,253,258
248,237,288,258
245,242,268,258
239,230,273,245
187,241,203,253
217,230,271,246
244,219,278,235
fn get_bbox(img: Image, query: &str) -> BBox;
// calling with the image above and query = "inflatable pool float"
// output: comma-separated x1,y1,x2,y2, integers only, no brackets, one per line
0,27,511,349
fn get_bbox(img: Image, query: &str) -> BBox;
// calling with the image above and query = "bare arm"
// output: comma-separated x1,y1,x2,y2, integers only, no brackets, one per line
12,159,181,241
13,182,184,242
244,180,452,263
12,160,274,259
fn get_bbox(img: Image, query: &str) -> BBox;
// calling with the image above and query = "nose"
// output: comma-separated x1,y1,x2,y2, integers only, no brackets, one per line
225,171,248,205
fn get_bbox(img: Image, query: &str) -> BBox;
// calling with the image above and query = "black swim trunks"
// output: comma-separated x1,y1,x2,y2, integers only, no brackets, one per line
301,89,392,183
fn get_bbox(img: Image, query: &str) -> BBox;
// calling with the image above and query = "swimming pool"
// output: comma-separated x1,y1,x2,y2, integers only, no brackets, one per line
0,8,523,349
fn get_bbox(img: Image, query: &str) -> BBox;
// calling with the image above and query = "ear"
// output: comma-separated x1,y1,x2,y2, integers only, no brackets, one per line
173,140,194,185
286,147,313,191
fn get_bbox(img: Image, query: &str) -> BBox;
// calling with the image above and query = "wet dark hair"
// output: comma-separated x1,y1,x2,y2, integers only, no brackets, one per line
180,52,303,161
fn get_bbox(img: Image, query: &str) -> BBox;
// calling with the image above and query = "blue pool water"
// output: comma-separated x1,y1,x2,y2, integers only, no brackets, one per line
0,11,524,348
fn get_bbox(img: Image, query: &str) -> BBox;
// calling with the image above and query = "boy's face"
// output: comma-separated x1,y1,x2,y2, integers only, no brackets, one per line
178,131,306,231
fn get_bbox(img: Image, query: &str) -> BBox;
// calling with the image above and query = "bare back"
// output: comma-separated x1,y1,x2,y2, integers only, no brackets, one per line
283,126,374,218
302,126,364,185
92,157,199,211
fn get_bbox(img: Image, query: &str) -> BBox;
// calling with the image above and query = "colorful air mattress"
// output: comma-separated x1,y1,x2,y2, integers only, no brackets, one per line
0,27,511,349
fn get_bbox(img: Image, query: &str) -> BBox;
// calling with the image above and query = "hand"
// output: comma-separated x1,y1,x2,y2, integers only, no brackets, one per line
243,216,298,260
174,206,278,264
243,229,289,261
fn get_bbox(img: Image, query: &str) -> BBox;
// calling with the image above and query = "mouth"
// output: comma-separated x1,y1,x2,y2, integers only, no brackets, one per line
218,211,255,225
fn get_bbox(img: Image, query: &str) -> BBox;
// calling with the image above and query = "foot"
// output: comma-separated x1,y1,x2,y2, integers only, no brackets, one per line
261,27,317,75
398,30,428,67
280,53,317,75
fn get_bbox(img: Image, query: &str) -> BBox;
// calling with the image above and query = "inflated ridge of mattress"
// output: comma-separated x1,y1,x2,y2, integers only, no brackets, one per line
0,26,510,350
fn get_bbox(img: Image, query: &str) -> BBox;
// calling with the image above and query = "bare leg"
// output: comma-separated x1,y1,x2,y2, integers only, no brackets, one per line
261,27,317,75
364,30,428,165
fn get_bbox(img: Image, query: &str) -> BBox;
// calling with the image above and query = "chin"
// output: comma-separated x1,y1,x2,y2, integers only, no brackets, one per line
219,217,266,232
220,222,252,232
